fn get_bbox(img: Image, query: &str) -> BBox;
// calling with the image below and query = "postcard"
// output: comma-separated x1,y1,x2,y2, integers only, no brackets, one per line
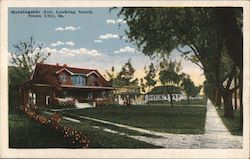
0,0,249,158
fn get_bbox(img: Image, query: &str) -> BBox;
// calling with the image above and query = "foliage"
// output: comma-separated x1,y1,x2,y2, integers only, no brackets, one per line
106,66,116,86
118,7,241,118
53,98,76,107
140,78,146,93
9,113,77,148
11,36,50,78
8,66,29,113
144,63,157,91
16,105,90,148
181,75,201,102
106,59,138,87
9,37,50,113
159,60,182,107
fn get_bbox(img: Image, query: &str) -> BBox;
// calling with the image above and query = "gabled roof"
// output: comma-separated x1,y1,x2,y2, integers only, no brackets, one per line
56,68,74,75
31,63,112,89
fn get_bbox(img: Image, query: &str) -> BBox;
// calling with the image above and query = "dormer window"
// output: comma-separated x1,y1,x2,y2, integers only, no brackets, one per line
71,75,86,86
59,74,67,83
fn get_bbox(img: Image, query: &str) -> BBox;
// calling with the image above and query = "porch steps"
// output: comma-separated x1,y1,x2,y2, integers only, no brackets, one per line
75,102,93,109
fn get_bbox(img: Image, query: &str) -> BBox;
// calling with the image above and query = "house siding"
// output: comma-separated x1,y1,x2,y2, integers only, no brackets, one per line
58,71,73,85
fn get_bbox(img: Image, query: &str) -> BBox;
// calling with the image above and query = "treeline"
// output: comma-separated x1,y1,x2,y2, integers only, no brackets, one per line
117,7,243,129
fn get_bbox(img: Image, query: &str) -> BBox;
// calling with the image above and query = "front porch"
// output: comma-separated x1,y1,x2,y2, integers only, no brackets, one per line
18,83,114,108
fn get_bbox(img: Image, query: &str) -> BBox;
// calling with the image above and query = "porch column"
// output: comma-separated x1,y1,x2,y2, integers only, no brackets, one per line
22,89,29,107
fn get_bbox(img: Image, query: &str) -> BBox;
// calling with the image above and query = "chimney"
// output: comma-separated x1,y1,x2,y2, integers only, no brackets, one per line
56,63,59,66
63,64,67,67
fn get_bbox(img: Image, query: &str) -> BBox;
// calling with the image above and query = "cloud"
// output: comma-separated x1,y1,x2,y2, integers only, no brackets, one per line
51,41,75,47
106,19,127,24
65,41,75,46
117,19,127,24
65,26,81,31
43,47,101,57
55,27,64,31
99,33,119,40
55,26,81,31
114,46,137,54
94,40,103,43
51,41,64,47
106,19,116,24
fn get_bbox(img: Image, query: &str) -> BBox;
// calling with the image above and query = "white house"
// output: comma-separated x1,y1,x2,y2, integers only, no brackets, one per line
145,86,187,103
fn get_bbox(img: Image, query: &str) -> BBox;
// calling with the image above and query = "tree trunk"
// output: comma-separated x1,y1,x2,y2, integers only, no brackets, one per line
212,88,217,104
170,94,174,108
222,92,234,118
215,89,222,109
215,8,243,69
187,95,190,104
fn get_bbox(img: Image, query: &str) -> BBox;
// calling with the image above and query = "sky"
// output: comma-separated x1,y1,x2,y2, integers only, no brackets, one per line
8,7,205,86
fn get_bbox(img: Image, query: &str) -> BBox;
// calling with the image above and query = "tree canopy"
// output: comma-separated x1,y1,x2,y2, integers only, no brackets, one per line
106,59,138,87
118,7,242,118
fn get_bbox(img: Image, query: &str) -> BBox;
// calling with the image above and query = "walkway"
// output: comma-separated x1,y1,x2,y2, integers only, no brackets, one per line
47,100,242,148
201,100,242,148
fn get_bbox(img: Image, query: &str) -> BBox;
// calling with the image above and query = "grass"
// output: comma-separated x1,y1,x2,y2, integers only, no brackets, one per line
64,103,207,134
46,105,76,109
58,118,161,148
9,113,75,148
216,108,243,136
9,112,160,148
147,98,207,106
60,112,161,138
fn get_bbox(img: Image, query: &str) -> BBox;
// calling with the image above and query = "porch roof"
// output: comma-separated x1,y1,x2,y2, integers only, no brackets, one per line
61,85,115,90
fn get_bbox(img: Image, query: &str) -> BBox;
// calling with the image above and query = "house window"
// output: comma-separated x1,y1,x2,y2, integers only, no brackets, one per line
59,74,67,83
71,75,86,86
29,92,36,106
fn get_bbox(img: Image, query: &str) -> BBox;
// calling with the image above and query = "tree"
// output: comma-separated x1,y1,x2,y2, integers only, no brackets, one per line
115,59,137,86
8,66,29,113
144,63,157,91
9,37,50,113
11,36,50,79
106,66,117,86
118,7,242,118
181,75,200,103
159,60,181,107
105,59,137,87
215,7,243,129
140,78,146,93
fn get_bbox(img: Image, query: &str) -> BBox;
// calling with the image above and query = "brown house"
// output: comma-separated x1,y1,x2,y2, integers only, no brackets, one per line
18,63,114,107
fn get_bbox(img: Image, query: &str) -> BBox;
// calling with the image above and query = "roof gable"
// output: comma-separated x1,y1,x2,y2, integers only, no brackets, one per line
32,63,112,88
56,68,74,75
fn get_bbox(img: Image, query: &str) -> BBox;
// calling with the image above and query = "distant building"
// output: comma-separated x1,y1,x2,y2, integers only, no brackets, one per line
113,85,144,105
145,86,187,103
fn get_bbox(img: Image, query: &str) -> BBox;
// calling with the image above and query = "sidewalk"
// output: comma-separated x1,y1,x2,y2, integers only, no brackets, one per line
49,100,242,148
201,100,242,148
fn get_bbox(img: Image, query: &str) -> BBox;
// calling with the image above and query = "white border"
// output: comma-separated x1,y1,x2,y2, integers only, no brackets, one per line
0,0,249,158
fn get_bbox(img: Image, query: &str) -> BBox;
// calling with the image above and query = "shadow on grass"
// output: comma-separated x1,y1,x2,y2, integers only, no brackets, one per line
215,108,243,136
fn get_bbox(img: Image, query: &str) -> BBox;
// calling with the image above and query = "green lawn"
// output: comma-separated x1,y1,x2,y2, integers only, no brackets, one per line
58,118,161,148
147,98,207,106
9,113,75,148
216,108,243,136
9,112,159,148
63,103,207,134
